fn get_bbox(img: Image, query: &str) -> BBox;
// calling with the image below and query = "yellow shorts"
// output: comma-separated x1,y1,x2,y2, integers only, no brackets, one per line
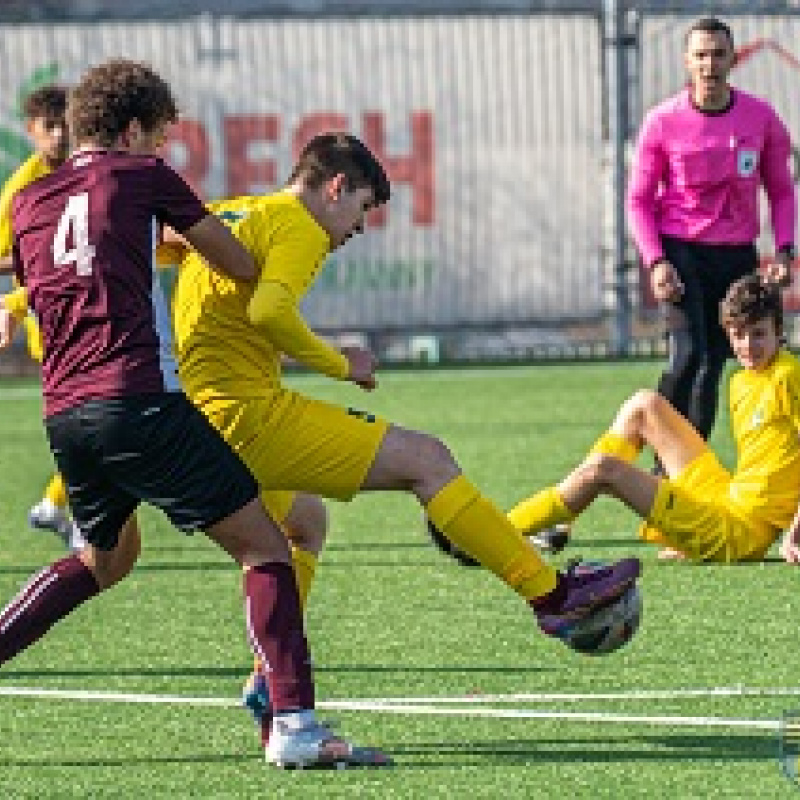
260,488,294,526
644,450,776,562
196,388,389,503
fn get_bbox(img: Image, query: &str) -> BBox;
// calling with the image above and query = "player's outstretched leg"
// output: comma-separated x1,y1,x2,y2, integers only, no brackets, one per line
0,554,100,663
530,558,641,639
364,427,641,644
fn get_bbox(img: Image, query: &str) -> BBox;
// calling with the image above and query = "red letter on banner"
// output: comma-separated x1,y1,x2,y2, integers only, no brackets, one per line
224,115,280,196
361,111,434,227
165,120,209,196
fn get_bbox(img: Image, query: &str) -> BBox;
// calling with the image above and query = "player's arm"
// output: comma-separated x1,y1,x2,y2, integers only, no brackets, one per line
761,110,796,281
155,226,190,268
248,281,376,389
779,372,800,564
626,111,668,268
0,254,13,274
0,287,26,348
181,215,256,282
780,505,800,564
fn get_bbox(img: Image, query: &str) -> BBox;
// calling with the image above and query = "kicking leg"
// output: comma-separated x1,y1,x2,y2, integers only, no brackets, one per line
362,425,640,637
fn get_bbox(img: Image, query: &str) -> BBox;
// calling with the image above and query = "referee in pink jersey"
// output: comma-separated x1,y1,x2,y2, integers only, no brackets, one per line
627,16,796,444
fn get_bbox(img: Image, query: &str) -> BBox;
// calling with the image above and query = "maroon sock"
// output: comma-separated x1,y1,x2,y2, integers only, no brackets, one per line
0,555,100,665
530,573,566,613
244,562,314,714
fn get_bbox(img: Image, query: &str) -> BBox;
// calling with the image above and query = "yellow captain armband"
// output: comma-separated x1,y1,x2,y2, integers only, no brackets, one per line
248,279,349,380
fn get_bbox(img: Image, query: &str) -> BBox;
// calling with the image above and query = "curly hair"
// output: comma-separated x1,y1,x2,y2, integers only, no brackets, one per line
68,59,177,147
22,85,68,123
288,133,390,207
719,273,783,333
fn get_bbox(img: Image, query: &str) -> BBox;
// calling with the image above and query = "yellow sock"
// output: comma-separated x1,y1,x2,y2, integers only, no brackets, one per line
507,433,637,536
589,431,639,462
507,487,574,534
291,546,317,611
44,473,68,508
426,475,557,600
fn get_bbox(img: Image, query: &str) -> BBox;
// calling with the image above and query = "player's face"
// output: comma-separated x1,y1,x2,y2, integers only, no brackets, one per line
27,115,68,168
320,179,375,250
684,29,735,98
726,317,780,371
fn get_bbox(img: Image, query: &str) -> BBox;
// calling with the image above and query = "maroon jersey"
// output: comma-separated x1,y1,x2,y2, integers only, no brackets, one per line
12,150,207,417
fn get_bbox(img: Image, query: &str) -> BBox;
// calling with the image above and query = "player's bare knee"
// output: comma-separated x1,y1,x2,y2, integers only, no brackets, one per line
617,390,654,435
285,495,328,554
584,453,625,491
413,432,459,490
637,389,667,417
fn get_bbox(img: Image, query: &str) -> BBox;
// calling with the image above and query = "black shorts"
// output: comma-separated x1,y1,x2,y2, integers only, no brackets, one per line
45,393,259,550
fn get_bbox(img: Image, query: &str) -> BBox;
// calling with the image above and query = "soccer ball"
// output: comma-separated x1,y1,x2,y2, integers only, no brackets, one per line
563,575,642,657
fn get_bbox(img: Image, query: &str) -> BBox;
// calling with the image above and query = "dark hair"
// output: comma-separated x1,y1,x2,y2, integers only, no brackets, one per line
288,133,390,207
684,17,734,50
22,85,68,122
68,59,177,147
720,274,783,333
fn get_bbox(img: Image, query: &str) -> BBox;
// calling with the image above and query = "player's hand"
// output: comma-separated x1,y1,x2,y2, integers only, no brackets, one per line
0,308,18,349
762,257,793,289
650,260,684,303
780,529,800,564
342,346,378,391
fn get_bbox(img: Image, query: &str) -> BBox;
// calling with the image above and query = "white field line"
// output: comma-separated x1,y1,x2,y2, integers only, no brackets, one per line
0,686,784,731
343,686,800,703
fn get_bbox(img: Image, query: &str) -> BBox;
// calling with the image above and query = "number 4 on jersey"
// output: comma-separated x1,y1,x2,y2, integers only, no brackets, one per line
54,193,96,276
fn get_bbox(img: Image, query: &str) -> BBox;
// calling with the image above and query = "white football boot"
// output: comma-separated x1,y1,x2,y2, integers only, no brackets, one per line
266,713,391,770
28,499,72,544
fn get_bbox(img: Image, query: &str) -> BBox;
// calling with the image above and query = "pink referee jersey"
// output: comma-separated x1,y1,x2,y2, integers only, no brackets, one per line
627,87,796,267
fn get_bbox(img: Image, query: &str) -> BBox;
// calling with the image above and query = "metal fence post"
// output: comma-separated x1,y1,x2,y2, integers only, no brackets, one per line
604,0,636,356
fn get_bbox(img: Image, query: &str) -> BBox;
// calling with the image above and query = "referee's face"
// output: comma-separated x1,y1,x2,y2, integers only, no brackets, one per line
684,30,735,98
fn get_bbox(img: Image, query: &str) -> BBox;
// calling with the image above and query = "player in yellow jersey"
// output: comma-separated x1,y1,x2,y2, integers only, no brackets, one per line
169,132,641,755
508,273,800,564
0,86,81,548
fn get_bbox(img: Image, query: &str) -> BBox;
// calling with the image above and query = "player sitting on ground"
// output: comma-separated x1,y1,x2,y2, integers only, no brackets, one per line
0,85,77,544
167,132,642,752
507,274,800,563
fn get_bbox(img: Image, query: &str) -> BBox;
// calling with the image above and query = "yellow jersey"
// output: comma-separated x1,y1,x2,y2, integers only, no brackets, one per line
729,349,800,530
0,152,50,257
173,191,346,402
0,153,50,361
